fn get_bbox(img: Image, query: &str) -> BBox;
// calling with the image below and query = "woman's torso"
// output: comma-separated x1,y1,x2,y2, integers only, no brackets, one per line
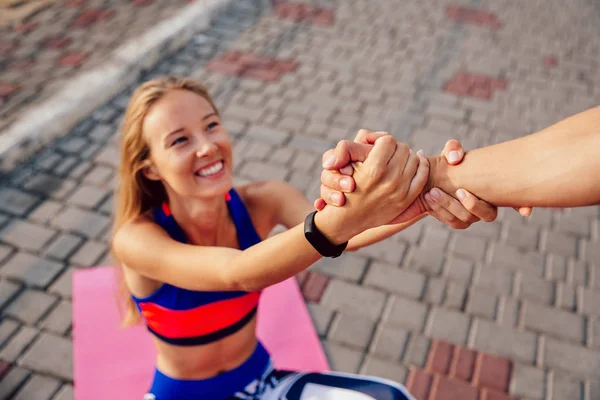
122,184,277,379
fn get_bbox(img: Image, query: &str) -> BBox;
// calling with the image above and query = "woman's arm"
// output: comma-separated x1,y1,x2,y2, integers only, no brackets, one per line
423,105,600,208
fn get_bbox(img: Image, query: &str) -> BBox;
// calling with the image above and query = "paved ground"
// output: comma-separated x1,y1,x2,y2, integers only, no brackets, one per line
0,0,191,133
1,0,600,399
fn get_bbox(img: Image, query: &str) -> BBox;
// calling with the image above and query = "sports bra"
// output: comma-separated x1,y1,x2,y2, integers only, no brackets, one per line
131,188,262,346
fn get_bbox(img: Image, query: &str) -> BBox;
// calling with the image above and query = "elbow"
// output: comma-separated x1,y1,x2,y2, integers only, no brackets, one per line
221,268,263,293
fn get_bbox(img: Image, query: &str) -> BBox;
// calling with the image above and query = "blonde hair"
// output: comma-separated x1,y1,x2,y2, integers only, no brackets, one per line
112,76,219,327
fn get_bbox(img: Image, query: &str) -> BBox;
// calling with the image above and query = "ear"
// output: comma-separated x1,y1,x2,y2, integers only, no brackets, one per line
141,161,161,181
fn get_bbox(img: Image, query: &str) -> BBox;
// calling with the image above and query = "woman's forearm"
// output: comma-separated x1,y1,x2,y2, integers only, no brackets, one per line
346,214,426,251
427,106,600,208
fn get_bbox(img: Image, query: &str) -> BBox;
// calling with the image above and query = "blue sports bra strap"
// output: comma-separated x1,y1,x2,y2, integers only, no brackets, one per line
152,204,187,244
226,189,262,249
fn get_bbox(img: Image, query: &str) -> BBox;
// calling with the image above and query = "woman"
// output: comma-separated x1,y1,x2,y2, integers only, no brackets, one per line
111,76,496,400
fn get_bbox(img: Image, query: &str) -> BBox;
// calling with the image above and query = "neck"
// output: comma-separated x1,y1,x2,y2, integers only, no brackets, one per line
166,192,231,246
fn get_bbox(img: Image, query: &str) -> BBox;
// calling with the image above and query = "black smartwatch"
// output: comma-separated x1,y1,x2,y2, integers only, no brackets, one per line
304,210,348,258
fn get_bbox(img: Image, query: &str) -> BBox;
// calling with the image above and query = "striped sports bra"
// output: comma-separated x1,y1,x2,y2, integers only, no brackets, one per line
131,188,262,346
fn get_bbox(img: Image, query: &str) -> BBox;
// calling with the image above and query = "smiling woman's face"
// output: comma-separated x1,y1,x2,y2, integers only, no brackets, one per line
141,89,233,199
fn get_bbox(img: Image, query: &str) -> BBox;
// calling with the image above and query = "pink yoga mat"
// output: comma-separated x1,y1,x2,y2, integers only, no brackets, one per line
73,266,329,400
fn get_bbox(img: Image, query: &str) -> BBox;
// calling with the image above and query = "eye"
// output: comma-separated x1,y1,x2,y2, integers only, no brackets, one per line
171,137,188,146
206,121,220,131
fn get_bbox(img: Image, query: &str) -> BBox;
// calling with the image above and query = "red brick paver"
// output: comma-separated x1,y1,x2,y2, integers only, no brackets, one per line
206,51,298,82
446,6,503,30
274,2,335,25
444,71,508,100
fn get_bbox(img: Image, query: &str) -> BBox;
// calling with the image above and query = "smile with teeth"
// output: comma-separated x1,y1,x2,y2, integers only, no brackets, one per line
197,161,224,177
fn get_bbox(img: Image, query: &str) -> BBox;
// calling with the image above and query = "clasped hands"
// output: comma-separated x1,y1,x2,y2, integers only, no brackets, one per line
314,130,532,228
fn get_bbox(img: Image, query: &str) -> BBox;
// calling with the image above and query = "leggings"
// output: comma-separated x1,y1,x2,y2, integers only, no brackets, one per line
144,342,414,400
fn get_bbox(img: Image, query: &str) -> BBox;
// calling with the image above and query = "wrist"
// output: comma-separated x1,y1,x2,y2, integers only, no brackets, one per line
313,208,356,245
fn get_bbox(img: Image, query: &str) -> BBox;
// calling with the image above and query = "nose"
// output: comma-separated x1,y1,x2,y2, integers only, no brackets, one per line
195,136,218,158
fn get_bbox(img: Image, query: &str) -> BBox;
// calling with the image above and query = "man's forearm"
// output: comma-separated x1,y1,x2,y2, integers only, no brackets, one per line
426,106,600,208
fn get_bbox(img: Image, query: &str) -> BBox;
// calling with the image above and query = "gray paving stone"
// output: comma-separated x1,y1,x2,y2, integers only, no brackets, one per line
48,268,74,299
0,325,38,362
450,233,487,262
58,137,89,154
0,244,11,265
403,334,431,368
310,253,367,282
40,300,71,336
82,165,113,186
385,295,428,332
444,281,467,310
93,146,119,168
0,220,58,252
474,266,514,295
0,253,64,289
552,371,584,400
444,256,474,285
497,296,520,328
519,273,555,306
21,333,73,381
13,374,62,400
0,318,20,348
420,225,449,251
52,207,110,238
369,324,409,361
88,124,115,142
357,238,407,265
289,135,334,153
22,174,76,200
239,161,288,181
570,260,588,287
544,337,600,378
28,200,63,224
69,240,106,267
465,287,498,320
524,301,585,343
474,318,537,364
510,363,545,400
321,280,386,320
98,195,113,215
52,384,73,400
527,208,554,228
427,307,471,345
54,156,79,176
424,277,446,305
543,230,578,258
489,243,545,277
328,313,376,350
4,289,58,325
504,221,540,249
246,125,289,145
306,303,334,338
65,185,109,209
0,279,20,310
322,341,363,374
360,356,408,383
579,287,600,317
0,188,39,217
0,366,30,400
43,234,83,261
407,246,444,276
364,262,426,300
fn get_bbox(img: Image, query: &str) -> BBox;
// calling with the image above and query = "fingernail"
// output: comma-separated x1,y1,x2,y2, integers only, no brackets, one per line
340,178,352,190
417,149,424,156
430,188,442,200
448,151,460,163
330,192,343,205
323,155,336,168
425,193,434,203
456,189,466,200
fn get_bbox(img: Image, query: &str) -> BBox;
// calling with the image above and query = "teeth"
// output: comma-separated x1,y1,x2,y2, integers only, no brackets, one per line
199,161,223,177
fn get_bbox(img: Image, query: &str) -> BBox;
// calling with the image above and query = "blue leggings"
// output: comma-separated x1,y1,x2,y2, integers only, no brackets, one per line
145,342,414,400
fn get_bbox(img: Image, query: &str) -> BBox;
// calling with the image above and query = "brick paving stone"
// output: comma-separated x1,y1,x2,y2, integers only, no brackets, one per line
321,280,386,320
544,337,600,378
0,220,57,252
0,366,30,400
40,300,71,336
364,262,426,300
68,240,106,267
406,368,433,399
385,295,428,333
360,357,408,383
511,363,545,399
489,243,545,277
578,287,600,317
542,230,578,258
474,267,514,295
0,319,20,348
4,289,58,325
444,281,467,310
322,342,363,374
518,273,555,306
0,280,20,310
472,352,512,393
0,245,12,265
52,384,73,400
0,188,39,217
552,371,584,400
300,271,329,303
240,161,288,181
430,374,479,400
0,253,64,289
52,207,110,238
450,346,477,382
444,257,474,285
43,234,83,261
426,340,454,375
22,174,76,200
0,325,38,363
474,319,536,364
12,374,62,400
404,335,432,368
423,278,447,306
407,246,444,277
328,313,375,350
427,307,471,345
21,333,73,381
65,185,108,209
503,222,539,250
357,239,408,265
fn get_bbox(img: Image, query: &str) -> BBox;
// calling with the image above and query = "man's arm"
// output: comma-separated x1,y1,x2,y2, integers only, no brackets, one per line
423,105,600,208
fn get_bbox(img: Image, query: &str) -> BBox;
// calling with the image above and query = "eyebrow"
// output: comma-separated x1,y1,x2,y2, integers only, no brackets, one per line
161,113,218,144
